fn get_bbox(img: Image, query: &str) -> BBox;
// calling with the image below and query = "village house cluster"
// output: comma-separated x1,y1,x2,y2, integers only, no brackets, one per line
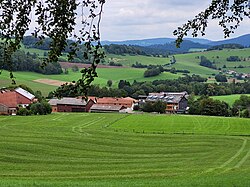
48,97,138,113
0,87,189,115
225,70,250,79
48,92,188,114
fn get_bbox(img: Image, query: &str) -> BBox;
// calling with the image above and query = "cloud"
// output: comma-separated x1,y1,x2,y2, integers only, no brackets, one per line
100,0,250,41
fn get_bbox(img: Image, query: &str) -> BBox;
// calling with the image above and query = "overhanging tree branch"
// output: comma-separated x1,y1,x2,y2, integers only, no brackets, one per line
0,0,105,97
174,0,250,47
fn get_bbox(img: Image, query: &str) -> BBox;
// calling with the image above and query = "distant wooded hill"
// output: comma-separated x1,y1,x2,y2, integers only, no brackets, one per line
21,34,250,56
101,34,250,47
104,41,210,56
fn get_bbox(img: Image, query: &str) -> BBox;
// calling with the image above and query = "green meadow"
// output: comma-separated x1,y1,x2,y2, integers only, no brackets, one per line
1,47,250,96
106,48,250,77
211,94,250,106
0,68,180,96
0,113,250,186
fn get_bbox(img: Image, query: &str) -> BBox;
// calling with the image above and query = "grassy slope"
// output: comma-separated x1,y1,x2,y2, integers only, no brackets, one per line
108,48,250,77
0,68,180,96
107,54,218,77
0,113,250,186
176,48,250,73
211,94,250,106
2,47,250,96
0,71,57,96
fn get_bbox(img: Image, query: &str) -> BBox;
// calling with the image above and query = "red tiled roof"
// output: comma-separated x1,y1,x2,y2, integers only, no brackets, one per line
94,97,137,108
0,90,18,108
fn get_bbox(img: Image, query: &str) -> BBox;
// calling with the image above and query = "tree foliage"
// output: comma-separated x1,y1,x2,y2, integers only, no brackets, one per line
174,0,250,47
0,0,105,97
0,49,62,74
215,74,228,82
189,96,230,116
142,101,166,114
200,56,216,69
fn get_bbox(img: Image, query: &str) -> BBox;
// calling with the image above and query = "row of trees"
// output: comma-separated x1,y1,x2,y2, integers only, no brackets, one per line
144,67,163,77
227,56,241,62
142,101,166,114
104,44,146,56
0,49,62,75
143,65,190,78
52,74,250,100
189,95,250,118
207,44,245,51
199,56,217,69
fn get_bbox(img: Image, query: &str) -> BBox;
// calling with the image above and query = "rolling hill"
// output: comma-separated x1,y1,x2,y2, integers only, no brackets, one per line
101,34,250,47
209,34,250,47
101,37,212,46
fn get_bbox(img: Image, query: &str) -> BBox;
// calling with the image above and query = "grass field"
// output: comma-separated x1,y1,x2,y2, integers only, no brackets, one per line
211,94,250,106
0,68,181,96
109,48,250,77
0,113,250,186
2,47,250,96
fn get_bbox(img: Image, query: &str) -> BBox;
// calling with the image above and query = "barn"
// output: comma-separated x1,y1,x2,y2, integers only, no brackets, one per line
0,88,35,115
49,98,95,112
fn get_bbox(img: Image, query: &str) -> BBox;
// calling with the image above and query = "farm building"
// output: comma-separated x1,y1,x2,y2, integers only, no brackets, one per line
49,98,95,112
88,97,138,108
0,88,36,115
15,87,36,107
139,92,188,113
83,97,138,113
90,104,127,113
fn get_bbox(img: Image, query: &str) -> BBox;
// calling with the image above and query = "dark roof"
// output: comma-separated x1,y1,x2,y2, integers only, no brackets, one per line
49,98,87,106
146,92,188,104
91,104,126,111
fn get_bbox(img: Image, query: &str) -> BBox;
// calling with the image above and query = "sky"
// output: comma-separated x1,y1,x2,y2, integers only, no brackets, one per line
100,0,250,41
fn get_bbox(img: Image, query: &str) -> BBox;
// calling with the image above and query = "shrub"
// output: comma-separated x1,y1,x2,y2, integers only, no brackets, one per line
30,101,52,115
17,108,31,116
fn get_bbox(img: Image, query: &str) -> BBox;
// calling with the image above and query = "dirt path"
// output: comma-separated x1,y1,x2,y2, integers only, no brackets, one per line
60,62,128,69
33,79,68,86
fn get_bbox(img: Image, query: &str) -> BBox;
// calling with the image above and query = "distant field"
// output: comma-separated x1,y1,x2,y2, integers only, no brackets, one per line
108,48,250,77
211,94,250,106
0,68,181,96
2,47,250,96
18,45,250,77
107,54,218,77
0,113,249,186
176,48,250,72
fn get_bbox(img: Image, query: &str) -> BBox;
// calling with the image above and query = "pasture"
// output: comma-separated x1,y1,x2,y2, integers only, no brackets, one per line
211,94,250,106
2,47,250,96
109,48,250,77
0,113,250,186
0,68,180,96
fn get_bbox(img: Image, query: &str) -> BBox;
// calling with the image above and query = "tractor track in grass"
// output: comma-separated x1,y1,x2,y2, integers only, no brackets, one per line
72,117,106,136
52,113,69,121
233,147,250,168
204,137,249,174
